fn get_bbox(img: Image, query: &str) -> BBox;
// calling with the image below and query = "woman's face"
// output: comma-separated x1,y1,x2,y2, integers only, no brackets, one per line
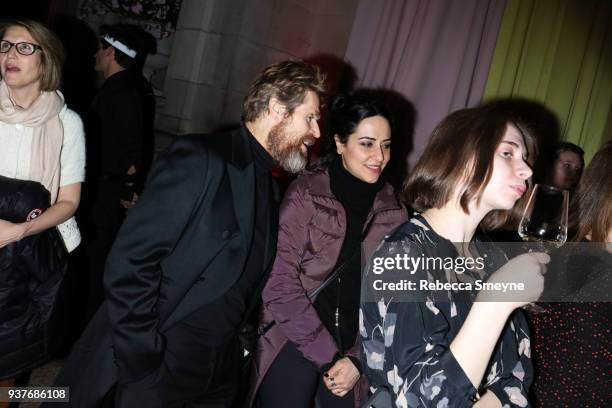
335,115,391,183
0,26,42,92
480,124,533,211
552,150,582,190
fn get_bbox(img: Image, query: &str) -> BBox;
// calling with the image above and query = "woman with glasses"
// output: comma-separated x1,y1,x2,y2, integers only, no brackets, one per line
0,20,85,390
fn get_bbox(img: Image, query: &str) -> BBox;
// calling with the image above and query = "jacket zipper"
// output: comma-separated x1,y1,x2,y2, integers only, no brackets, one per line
335,276,343,352
334,306,339,327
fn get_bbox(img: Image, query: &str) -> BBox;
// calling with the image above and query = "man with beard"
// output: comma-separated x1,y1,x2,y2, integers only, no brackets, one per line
47,61,324,408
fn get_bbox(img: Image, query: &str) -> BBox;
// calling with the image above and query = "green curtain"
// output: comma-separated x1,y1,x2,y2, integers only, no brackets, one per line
483,0,612,162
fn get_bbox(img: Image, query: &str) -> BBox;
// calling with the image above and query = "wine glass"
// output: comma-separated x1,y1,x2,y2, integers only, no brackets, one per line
519,184,569,247
518,184,569,312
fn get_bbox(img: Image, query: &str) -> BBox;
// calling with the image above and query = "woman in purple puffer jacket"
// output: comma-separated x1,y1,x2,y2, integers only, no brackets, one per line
247,95,407,408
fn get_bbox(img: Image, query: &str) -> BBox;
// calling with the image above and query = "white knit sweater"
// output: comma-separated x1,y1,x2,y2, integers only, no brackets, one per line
0,105,85,251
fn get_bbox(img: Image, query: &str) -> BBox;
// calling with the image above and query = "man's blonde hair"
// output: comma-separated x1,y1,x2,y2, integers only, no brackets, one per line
243,60,325,122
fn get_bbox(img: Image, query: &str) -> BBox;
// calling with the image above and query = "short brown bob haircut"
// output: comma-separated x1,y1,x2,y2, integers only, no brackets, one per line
571,142,612,243
403,101,537,231
242,60,325,122
0,20,65,92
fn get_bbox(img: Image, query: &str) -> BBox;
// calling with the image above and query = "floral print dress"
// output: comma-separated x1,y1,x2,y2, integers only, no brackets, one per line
360,214,533,407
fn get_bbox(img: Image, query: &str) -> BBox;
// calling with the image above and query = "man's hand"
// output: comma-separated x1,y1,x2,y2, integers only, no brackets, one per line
323,357,360,397
120,165,139,209
120,192,139,209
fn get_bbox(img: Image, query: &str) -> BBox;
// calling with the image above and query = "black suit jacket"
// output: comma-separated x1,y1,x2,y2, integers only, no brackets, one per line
48,128,266,407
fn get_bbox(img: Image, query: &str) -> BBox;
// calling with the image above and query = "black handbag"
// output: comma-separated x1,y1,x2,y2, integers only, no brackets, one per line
249,229,368,344
306,247,359,299
237,251,360,355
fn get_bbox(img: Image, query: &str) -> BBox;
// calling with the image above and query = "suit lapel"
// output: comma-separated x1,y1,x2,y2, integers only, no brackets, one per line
228,128,255,250
227,163,254,248
160,128,256,331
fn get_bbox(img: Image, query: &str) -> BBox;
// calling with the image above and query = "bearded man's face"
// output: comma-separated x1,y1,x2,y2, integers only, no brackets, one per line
266,91,320,173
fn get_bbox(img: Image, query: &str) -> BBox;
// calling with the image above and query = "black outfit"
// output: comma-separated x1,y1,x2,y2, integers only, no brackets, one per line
0,177,68,379
46,127,279,408
85,69,155,318
315,157,383,358
258,342,353,408
177,131,279,346
531,246,612,406
92,69,147,180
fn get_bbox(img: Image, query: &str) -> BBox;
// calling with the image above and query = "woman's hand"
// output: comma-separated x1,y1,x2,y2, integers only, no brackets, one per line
450,252,549,388
0,219,28,248
477,252,550,311
324,357,360,397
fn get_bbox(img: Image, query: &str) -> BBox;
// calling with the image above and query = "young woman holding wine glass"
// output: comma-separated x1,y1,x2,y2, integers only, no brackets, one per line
360,102,550,407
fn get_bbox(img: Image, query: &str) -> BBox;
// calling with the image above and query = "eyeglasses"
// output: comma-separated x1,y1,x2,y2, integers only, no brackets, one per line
0,40,42,56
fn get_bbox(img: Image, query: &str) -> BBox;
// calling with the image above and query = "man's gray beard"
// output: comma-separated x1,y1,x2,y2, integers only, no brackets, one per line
280,149,307,173
268,121,308,173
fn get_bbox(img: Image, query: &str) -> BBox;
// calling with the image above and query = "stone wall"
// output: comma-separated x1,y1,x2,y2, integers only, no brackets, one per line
158,0,359,135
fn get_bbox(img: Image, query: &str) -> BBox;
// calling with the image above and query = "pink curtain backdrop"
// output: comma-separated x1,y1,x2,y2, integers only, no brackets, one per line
345,0,507,166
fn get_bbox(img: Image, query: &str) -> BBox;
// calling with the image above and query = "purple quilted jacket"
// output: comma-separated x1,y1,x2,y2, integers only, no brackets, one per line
246,166,407,407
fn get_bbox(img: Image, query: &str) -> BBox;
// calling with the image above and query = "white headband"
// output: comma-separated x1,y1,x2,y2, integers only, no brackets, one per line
102,34,137,58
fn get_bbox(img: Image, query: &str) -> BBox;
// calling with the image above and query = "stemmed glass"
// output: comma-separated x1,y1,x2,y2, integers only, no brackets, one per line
518,184,569,312
519,184,569,247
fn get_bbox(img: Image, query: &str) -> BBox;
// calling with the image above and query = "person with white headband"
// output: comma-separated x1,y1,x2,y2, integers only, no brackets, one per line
101,34,137,58
84,23,156,320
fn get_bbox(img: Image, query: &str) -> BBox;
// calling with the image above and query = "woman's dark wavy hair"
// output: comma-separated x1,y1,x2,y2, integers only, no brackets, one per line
320,94,393,165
